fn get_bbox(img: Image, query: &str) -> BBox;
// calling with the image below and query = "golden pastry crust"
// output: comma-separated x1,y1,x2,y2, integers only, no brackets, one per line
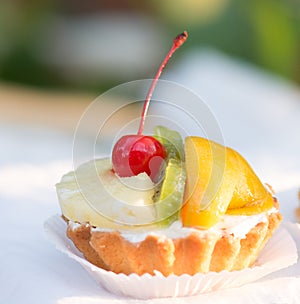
66,200,282,276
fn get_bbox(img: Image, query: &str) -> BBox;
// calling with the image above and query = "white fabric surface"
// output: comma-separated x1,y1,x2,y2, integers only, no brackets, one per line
1,50,300,303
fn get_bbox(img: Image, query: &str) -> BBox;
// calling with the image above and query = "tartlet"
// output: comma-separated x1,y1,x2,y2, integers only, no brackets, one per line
55,31,282,278
56,135,282,276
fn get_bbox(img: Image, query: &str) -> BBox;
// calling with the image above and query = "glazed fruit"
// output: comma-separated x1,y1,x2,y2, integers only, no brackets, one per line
155,158,186,226
181,137,273,228
226,148,274,215
152,126,186,225
112,135,166,182
56,158,157,229
153,125,185,161
181,136,240,228
112,32,188,181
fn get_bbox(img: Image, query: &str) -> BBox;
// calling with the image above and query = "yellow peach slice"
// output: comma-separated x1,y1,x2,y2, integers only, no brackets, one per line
181,137,240,228
181,137,274,228
226,148,273,214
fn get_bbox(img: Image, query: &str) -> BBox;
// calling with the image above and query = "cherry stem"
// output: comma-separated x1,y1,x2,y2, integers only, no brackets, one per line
137,31,188,135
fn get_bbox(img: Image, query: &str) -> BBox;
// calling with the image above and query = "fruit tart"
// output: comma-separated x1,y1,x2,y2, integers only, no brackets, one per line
56,32,282,276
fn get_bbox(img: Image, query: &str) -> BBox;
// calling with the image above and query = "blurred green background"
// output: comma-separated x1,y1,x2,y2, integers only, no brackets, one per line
0,0,299,93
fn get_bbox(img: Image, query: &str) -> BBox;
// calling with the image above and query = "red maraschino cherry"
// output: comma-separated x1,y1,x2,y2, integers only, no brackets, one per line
112,31,188,182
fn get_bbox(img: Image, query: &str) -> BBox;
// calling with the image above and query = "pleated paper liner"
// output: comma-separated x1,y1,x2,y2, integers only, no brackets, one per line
44,215,298,299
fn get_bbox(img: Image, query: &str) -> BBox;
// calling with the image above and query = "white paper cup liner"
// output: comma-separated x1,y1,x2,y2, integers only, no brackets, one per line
44,215,298,299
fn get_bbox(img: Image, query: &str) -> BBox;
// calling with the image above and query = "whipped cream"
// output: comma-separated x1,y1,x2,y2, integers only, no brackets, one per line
83,207,278,243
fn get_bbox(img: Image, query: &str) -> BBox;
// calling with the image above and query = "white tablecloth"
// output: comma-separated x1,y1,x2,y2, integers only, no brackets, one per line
1,50,300,303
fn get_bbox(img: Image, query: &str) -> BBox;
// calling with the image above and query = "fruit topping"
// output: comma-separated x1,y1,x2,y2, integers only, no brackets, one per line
112,135,166,182
226,148,274,215
152,126,186,226
155,158,186,226
181,137,274,229
112,32,188,181
56,158,157,228
154,125,185,161
181,136,239,229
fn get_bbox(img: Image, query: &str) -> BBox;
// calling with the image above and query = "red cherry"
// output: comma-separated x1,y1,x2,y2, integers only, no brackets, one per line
112,135,166,181
112,31,188,181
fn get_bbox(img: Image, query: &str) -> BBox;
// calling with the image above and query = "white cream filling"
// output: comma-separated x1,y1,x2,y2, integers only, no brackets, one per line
69,207,278,243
